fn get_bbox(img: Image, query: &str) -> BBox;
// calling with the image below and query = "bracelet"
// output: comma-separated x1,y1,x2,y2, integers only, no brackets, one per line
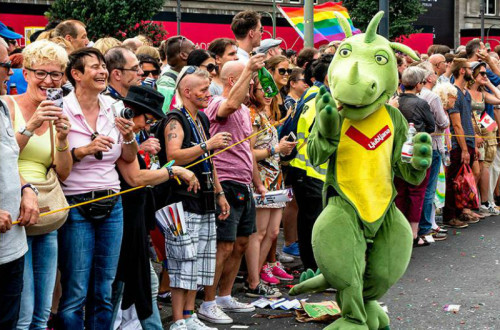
56,141,69,152
216,191,225,198
166,166,175,179
268,145,276,156
122,137,136,145
71,147,81,162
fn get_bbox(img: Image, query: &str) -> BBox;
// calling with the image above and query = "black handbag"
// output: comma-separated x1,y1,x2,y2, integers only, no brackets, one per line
72,191,119,222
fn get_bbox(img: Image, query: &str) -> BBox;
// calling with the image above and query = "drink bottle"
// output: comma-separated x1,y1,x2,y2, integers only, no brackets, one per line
149,133,161,170
9,83,17,95
401,123,416,163
258,67,279,98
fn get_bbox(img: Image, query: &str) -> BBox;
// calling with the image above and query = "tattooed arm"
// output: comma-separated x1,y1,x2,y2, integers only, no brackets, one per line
164,119,207,165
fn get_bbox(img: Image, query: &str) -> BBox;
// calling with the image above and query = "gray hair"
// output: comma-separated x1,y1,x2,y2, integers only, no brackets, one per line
417,61,434,80
434,82,457,109
401,67,426,89
174,66,210,108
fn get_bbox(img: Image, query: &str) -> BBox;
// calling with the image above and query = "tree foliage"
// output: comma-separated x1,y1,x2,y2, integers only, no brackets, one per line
47,0,165,41
343,0,426,40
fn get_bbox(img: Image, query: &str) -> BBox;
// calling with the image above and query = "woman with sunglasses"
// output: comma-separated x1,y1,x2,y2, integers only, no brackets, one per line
244,74,297,294
187,49,218,79
138,54,161,87
467,62,500,217
265,55,292,119
2,40,71,330
284,68,309,115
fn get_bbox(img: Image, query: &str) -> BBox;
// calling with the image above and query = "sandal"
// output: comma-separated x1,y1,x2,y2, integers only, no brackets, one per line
463,208,484,219
460,212,480,224
413,236,430,248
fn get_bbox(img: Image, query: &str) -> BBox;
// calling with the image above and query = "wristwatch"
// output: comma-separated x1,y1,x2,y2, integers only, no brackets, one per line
166,165,175,179
21,183,39,196
200,142,209,153
18,126,34,137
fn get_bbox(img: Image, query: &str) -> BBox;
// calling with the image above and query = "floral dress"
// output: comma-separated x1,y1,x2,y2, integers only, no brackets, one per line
250,107,285,208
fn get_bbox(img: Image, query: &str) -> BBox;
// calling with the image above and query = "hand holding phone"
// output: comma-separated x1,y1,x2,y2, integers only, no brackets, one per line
46,88,64,109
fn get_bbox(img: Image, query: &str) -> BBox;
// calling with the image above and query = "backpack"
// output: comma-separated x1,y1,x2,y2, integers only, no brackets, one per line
279,90,318,162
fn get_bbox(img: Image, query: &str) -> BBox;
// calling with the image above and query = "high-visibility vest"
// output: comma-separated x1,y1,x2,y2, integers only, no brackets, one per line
289,86,328,182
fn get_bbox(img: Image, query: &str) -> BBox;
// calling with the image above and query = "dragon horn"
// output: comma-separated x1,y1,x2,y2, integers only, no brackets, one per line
364,11,385,44
333,11,353,38
390,42,420,61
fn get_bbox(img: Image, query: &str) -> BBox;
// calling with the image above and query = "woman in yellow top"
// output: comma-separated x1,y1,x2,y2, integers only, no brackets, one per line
2,40,71,330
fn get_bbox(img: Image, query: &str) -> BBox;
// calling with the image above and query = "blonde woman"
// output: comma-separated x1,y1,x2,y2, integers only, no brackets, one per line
94,37,122,55
2,40,71,330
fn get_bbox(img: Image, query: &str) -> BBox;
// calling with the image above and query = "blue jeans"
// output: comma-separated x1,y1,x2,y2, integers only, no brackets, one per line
111,262,162,329
57,198,123,330
419,150,442,236
17,231,58,330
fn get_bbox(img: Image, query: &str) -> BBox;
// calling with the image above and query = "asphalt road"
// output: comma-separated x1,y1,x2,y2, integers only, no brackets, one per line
160,215,500,330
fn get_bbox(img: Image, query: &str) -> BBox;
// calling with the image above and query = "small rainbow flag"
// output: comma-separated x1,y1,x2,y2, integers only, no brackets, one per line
278,1,360,45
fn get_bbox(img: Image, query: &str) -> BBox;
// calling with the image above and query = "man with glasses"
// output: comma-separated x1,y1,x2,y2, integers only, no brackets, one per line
416,61,450,241
231,11,263,65
443,58,477,229
137,54,161,86
0,38,13,95
104,46,143,100
157,36,195,113
429,54,448,84
255,39,283,60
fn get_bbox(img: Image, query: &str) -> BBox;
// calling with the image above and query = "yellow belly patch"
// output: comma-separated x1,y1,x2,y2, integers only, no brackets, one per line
336,106,394,223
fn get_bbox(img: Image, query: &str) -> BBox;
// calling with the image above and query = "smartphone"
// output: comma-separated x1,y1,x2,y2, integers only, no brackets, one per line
286,132,297,142
46,88,64,109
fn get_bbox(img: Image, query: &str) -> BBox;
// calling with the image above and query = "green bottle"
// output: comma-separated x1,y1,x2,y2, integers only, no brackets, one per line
258,67,279,98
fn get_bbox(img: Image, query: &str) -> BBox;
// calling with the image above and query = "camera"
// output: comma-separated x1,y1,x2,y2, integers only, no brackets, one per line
111,100,134,119
46,88,64,108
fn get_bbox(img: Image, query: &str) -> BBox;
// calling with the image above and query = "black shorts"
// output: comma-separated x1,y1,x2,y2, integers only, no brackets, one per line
216,180,256,242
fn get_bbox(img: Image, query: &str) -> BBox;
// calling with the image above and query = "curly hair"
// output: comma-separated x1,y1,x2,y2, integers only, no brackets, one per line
22,39,69,70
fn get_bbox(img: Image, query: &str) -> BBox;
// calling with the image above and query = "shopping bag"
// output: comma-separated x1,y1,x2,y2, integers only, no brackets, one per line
453,163,480,209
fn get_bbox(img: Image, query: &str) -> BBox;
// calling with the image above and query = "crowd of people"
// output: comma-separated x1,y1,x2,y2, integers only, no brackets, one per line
1,9,500,330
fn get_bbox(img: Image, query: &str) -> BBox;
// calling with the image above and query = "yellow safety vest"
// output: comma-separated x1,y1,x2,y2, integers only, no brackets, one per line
289,86,328,182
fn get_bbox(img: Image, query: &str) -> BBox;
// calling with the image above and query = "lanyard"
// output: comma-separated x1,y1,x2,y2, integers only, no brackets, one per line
107,86,122,100
181,107,211,173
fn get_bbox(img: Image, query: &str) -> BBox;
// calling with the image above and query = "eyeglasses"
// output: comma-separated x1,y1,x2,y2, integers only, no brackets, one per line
201,63,218,73
117,66,141,73
141,69,160,77
277,68,293,76
143,114,157,125
6,39,16,45
0,61,12,71
26,68,64,81
478,71,487,77
91,132,103,160
177,65,197,85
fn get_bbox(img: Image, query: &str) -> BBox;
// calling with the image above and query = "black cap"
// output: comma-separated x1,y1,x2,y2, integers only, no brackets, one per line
122,85,166,119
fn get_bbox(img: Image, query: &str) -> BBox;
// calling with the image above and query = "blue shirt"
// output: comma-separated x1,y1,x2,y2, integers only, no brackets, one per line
6,69,27,94
449,86,475,150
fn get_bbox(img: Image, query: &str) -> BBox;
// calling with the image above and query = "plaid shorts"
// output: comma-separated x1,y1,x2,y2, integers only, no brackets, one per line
167,212,216,290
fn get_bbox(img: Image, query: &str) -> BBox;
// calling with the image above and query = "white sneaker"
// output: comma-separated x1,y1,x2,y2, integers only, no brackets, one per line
278,252,294,263
185,314,217,330
170,319,187,330
198,303,233,324
488,202,500,215
216,296,255,312
479,204,493,216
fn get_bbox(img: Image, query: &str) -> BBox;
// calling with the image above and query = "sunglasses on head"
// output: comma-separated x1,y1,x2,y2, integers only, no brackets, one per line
277,68,293,75
141,69,160,77
0,61,12,71
177,65,197,85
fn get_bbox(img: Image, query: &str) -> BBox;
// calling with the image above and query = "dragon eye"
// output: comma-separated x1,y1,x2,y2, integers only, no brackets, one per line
339,48,351,57
374,51,389,65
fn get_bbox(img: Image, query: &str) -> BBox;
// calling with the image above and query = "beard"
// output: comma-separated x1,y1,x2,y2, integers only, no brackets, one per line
464,71,473,82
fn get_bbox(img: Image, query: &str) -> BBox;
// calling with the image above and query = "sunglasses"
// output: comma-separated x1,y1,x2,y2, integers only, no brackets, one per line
26,68,64,81
142,69,160,77
202,63,218,73
177,65,197,85
478,71,487,77
143,114,157,125
0,61,12,71
277,68,293,76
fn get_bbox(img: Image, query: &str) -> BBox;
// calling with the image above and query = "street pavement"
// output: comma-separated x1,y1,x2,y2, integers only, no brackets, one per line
160,215,500,329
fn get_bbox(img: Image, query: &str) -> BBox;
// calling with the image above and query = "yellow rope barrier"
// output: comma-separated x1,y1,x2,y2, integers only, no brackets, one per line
12,117,286,225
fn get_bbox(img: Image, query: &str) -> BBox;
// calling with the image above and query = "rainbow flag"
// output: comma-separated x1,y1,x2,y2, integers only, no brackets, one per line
278,1,360,45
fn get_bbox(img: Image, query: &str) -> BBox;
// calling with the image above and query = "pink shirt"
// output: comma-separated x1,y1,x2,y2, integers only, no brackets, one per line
63,92,122,195
205,96,253,185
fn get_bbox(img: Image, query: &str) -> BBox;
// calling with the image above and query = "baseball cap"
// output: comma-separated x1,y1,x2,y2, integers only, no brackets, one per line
255,39,283,54
0,22,22,40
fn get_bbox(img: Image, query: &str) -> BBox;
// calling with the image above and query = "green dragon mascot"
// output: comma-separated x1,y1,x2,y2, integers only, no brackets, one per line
288,11,432,330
